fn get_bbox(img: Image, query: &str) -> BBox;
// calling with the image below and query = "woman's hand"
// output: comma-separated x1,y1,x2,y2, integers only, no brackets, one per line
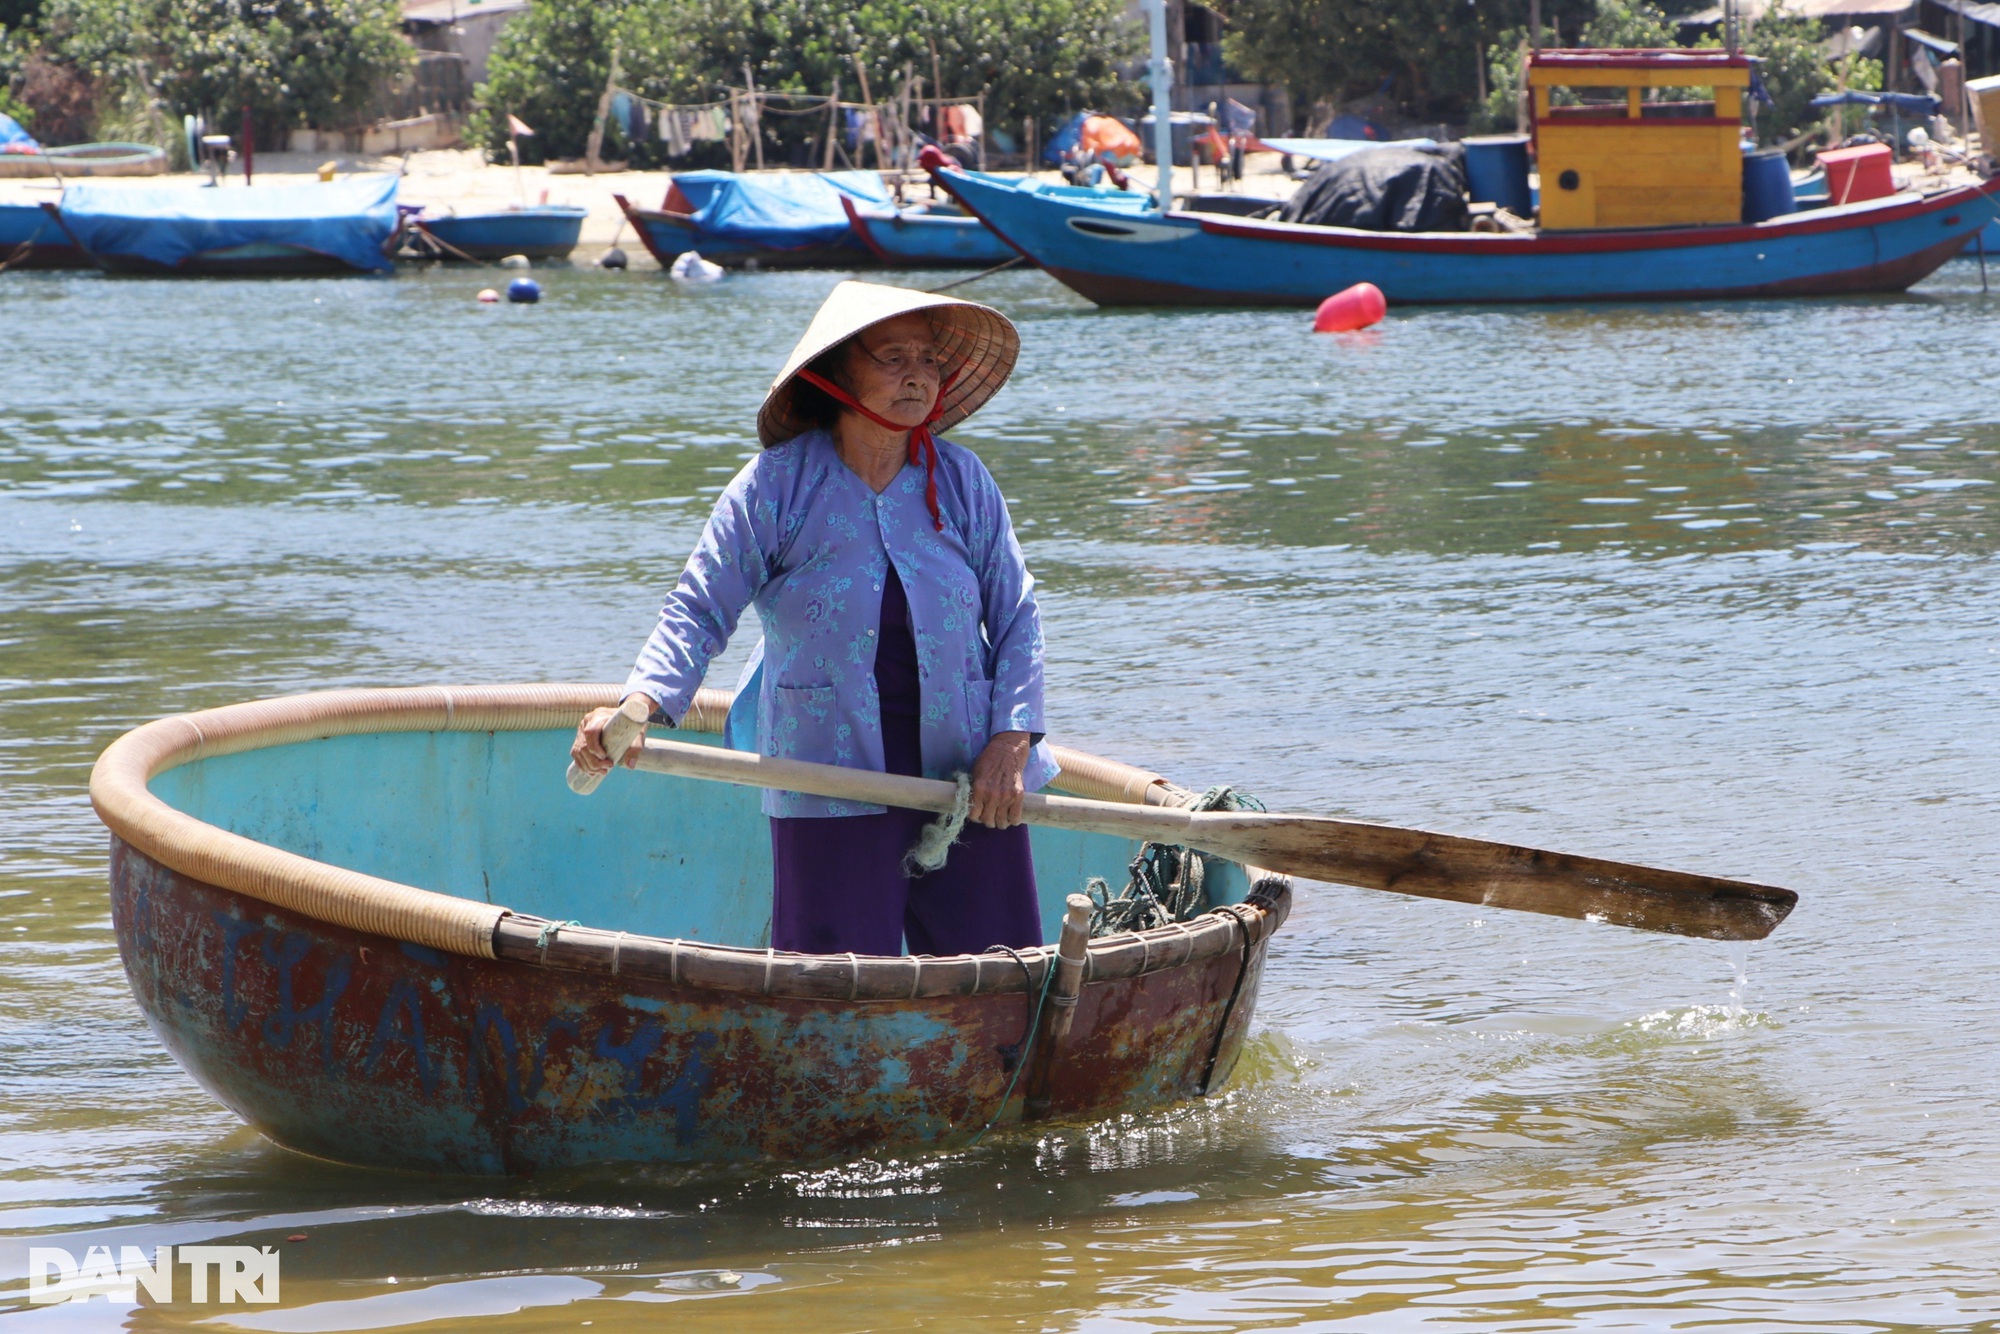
969,730,1032,828
570,696,653,778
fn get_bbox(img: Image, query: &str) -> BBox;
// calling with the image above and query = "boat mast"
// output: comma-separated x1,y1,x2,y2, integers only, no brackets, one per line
1144,0,1175,212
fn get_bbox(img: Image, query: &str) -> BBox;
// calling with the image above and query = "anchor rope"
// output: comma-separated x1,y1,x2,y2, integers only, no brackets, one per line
1084,786,1265,938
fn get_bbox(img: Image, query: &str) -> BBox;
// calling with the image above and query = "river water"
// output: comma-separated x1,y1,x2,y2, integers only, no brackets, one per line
3,261,1998,1331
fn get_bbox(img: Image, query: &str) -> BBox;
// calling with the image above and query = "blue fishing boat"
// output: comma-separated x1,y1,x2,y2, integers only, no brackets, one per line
90,685,1290,1173
615,170,891,269
409,203,588,260
929,155,1999,306
57,175,399,276
0,199,87,268
841,195,1020,268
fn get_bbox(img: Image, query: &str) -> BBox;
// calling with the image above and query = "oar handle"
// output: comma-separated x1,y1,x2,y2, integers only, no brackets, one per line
566,694,652,795
622,735,1189,840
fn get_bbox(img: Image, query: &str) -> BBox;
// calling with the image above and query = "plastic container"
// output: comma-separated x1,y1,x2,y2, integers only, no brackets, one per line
1462,135,1533,217
1818,143,1894,206
1313,282,1386,333
1741,148,1796,223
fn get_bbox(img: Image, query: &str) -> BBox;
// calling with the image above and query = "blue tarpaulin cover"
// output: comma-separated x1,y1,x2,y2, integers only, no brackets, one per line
58,175,400,272
672,170,890,248
0,112,39,153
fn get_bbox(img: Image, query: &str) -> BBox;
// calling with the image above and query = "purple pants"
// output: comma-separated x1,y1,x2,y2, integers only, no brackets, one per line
769,713,1042,956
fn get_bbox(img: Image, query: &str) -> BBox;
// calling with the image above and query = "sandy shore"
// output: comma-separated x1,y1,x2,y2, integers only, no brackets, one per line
1,145,1303,268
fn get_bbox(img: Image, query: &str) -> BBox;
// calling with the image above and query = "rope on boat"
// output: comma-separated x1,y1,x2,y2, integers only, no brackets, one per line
535,918,581,960
1084,786,1266,938
903,772,972,875
965,944,1059,1148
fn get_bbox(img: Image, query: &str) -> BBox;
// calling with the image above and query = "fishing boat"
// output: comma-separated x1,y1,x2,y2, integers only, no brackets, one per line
927,46,2000,306
0,199,88,268
406,203,588,261
0,141,168,179
55,175,399,276
90,685,1291,1173
841,195,1020,268
615,170,889,269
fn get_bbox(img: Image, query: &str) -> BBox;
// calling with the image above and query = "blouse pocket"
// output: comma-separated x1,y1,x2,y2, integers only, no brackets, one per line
768,683,854,765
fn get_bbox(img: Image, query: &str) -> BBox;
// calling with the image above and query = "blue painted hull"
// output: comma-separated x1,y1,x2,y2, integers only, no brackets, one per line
847,203,1019,268
415,205,587,260
0,201,88,268
615,190,877,270
933,163,2000,306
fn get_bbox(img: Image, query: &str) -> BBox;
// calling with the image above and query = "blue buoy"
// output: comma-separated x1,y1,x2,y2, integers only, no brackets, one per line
506,277,542,304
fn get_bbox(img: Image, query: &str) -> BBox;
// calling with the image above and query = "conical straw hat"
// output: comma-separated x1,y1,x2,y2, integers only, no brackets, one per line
757,280,1019,447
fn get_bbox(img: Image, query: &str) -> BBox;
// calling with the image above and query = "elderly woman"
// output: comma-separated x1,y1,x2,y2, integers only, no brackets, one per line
571,281,1056,957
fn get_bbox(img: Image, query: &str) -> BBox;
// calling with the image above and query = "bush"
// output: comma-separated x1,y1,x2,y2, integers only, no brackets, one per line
1745,11,1832,146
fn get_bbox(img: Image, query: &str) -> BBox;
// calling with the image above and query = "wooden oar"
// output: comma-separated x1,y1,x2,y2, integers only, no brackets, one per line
572,729,1797,942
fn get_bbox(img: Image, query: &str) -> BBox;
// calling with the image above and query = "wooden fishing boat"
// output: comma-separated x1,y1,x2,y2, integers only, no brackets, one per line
91,685,1290,1174
407,204,588,260
840,195,1021,268
55,176,400,276
614,170,888,270
929,47,2000,307
0,200,88,269
930,156,2000,306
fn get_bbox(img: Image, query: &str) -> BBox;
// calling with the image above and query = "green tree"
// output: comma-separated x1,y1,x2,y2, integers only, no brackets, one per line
474,0,1139,165
37,0,409,139
1744,10,1831,145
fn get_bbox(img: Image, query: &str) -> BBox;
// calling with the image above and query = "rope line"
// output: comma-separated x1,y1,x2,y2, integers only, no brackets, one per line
1083,786,1265,938
903,772,972,874
966,945,1058,1148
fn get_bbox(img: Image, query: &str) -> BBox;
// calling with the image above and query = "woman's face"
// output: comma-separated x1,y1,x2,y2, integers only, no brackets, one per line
839,314,942,431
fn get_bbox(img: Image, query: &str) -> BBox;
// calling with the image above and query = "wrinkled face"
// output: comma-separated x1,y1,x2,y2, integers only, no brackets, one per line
838,314,942,431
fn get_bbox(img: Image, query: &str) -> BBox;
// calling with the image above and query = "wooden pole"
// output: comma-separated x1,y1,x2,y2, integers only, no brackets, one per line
1529,0,1542,50
978,89,988,169
823,75,841,170
603,736,1801,942
728,90,746,173
1022,895,1092,1121
852,56,883,171
743,62,764,170
585,42,621,175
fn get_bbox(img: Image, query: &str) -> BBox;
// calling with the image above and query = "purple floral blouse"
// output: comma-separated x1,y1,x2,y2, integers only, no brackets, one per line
624,429,1056,818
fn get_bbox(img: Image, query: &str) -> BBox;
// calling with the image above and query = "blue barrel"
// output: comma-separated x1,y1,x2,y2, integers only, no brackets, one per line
1742,148,1796,223
1462,135,1533,216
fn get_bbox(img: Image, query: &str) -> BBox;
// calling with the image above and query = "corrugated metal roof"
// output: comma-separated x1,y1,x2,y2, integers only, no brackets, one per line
402,0,529,26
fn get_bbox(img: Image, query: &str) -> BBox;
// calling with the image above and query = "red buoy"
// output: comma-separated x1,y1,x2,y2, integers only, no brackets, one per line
1313,282,1387,333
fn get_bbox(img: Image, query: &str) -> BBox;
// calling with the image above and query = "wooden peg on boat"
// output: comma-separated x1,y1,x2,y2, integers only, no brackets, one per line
566,694,651,795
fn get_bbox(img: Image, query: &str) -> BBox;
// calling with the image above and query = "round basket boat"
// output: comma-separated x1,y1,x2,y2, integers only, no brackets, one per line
0,142,168,178
90,685,1291,1174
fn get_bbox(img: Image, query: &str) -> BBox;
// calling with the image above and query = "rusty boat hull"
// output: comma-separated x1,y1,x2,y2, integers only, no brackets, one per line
95,686,1291,1174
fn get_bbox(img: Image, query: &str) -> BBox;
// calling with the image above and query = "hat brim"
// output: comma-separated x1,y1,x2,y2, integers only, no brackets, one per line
757,281,1020,447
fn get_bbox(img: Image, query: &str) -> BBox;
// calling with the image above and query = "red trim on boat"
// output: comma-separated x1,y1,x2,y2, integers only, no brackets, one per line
841,195,893,263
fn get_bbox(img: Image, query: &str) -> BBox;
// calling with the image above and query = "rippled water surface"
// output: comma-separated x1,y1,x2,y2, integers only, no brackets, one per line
4,262,1999,1331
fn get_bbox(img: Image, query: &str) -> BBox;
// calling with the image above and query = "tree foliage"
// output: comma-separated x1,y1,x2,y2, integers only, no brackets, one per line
1745,11,1832,145
26,0,409,140
474,0,1140,164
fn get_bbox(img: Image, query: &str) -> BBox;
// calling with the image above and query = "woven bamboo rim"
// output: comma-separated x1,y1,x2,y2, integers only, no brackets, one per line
91,684,1291,995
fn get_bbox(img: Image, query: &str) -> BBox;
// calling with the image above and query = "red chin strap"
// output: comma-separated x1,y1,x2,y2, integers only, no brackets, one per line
797,367,958,531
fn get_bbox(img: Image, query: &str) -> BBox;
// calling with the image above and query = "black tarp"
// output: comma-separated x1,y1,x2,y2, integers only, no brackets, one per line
1277,144,1469,233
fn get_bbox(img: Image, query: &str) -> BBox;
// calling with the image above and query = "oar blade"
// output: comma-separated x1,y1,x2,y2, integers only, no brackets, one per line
1192,813,1797,942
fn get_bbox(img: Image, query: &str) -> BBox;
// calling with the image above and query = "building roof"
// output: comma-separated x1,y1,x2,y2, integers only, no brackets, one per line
401,0,529,26
1679,0,1915,22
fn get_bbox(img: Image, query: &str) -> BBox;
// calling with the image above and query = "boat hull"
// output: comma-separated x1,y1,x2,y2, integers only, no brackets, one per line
110,838,1284,1173
0,201,88,268
416,206,587,260
615,194,878,270
94,685,1290,1175
934,163,2000,306
846,199,1021,268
